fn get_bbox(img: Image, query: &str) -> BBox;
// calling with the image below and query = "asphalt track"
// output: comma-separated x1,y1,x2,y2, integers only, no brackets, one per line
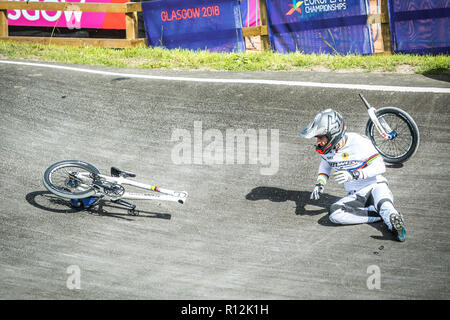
0,60,449,300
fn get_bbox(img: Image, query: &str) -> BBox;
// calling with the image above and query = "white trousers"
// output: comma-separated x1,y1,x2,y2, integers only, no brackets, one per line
329,182,398,230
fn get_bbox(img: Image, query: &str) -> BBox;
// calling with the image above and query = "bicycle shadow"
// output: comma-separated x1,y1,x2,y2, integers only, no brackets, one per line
25,191,171,221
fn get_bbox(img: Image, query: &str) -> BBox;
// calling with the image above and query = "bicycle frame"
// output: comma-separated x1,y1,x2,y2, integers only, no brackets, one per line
72,172,188,204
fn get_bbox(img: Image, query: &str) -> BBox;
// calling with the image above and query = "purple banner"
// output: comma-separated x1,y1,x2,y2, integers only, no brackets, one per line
142,0,245,53
266,0,373,54
388,0,450,55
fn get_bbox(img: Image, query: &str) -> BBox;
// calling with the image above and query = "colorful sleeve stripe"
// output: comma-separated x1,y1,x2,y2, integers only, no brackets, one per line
367,153,381,164
317,173,329,184
150,186,159,192
351,153,381,171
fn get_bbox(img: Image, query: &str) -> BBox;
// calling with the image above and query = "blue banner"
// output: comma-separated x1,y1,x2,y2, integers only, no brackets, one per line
266,0,373,55
388,0,450,55
142,0,245,53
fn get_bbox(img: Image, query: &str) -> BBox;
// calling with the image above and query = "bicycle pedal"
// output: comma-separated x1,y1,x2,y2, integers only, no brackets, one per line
128,209,139,216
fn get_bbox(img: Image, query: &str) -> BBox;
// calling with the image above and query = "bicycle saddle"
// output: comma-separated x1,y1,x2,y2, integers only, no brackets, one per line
111,167,136,178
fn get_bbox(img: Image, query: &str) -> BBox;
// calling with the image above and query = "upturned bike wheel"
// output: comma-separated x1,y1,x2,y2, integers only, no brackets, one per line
43,160,100,199
365,107,420,164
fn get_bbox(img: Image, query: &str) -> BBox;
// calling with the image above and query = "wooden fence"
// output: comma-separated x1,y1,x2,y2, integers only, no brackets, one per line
0,1,146,48
0,0,392,54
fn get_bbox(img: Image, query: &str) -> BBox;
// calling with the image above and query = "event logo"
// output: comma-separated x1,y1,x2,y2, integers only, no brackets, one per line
285,0,348,16
285,0,303,15
160,5,220,22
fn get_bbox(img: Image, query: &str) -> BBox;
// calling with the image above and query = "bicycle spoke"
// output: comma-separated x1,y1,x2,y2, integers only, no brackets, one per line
371,113,414,159
50,166,91,194
43,161,100,200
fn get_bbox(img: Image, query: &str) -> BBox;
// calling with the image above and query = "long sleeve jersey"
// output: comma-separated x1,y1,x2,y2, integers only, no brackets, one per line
316,132,387,194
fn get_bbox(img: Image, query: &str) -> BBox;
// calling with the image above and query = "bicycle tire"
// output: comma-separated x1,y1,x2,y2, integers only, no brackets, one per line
365,107,420,164
43,160,100,199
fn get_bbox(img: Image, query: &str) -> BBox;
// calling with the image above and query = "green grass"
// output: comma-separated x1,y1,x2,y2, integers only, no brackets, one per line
1,40,449,75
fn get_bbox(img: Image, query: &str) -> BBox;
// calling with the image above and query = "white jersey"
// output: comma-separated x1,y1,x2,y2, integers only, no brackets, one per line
316,132,387,194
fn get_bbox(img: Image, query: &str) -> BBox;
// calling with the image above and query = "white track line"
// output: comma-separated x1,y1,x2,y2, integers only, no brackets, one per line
1,60,449,94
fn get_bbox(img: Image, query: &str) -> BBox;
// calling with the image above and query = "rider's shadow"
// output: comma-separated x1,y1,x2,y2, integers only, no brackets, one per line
25,191,171,221
245,186,396,240
245,186,340,222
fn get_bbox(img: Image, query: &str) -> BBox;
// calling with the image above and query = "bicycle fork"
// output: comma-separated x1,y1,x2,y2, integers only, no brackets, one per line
359,93,397,140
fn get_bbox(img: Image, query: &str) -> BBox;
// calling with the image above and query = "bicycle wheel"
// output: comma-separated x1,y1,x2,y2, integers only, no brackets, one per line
43,160,100,199
365,107,420,164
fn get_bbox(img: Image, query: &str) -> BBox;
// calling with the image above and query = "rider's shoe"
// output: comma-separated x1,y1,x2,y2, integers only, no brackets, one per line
390,212,406,242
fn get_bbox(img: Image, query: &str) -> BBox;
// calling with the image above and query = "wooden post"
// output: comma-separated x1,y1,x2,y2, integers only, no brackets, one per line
0,9,7,37
259,0,270,51
126,11,138,40
379,0,392,55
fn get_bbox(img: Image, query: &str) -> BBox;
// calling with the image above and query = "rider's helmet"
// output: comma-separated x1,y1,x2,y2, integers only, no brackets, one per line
299,109,346,154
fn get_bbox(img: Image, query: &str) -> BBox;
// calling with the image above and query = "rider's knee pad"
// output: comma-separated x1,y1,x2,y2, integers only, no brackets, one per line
329,207,345,224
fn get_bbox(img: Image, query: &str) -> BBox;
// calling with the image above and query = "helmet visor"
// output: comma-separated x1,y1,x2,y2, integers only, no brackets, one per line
299,113,327,139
